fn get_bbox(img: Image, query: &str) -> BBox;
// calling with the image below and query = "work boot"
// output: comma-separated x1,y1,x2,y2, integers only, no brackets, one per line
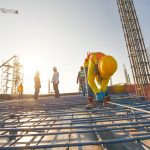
85,97,96,109
104,96,111,106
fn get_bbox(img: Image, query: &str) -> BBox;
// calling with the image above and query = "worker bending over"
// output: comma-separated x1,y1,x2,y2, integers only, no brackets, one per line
84,52,117,109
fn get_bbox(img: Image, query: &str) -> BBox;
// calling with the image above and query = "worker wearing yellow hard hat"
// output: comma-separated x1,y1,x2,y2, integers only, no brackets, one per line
84,52,117,108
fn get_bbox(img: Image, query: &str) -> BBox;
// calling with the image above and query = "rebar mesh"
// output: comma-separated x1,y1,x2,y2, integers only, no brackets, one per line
0,95,150,149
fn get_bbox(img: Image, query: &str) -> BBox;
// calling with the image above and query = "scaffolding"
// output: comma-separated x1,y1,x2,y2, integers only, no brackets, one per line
117,0,150,97
11,56,23,94
0,55,23,94
0,64,12,94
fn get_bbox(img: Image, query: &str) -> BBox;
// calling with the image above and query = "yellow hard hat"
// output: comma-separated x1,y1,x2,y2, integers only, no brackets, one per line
98,55,117,78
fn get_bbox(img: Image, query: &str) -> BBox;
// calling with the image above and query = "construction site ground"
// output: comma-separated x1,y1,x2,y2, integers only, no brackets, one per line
0,94,150,150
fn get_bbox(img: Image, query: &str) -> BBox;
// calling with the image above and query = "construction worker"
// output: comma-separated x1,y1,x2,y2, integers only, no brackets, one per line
84,52,117,109
34,71,41,100
51,67,60,98
76,66,86,96
18,83,23,99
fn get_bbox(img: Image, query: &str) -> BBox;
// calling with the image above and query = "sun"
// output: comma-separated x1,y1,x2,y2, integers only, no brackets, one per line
20,54,49,94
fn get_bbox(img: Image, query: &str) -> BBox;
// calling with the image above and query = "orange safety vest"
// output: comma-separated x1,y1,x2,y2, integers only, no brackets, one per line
18,85,23,92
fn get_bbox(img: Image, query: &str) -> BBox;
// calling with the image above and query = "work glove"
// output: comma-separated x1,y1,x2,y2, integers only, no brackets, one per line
96,92,105,102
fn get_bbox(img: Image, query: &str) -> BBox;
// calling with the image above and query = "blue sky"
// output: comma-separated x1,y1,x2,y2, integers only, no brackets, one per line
0,0,150,94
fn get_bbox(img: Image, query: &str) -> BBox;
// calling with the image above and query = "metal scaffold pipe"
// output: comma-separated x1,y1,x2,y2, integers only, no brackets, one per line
0,55,16,68
0,8,18,14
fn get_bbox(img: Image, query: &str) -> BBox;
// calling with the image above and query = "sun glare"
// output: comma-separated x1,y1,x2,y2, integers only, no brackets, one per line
21,54,49,94
20,50,79,94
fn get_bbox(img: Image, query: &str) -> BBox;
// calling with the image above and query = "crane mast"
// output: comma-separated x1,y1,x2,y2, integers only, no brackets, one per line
0,8,18,14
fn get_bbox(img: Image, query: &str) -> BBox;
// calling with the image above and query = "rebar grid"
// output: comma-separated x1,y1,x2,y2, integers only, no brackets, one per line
0,95,150,150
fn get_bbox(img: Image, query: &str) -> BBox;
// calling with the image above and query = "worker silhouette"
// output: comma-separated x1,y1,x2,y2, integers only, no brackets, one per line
76,66,86,96
51,67,60,98
18,83,23,99
84,52,117,109
34,71,41,100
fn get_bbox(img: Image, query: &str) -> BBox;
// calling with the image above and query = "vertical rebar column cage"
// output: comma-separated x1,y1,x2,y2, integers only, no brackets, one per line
117,0,150,97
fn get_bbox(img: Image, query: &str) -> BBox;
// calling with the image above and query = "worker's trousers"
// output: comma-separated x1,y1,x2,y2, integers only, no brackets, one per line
79,81,86,96
53,83,59,98
84,67,109,100
34,88,40,100
18,92,23,99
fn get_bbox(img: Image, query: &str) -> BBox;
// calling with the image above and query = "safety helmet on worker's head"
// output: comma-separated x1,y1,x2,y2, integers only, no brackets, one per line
98,55,117,78
36,71,40,75
80,66,84,70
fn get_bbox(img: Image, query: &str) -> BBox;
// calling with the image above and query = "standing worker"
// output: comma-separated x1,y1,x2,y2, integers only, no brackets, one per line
76,66,86,96
84,52,117,109
18,83,23,99
51,67,60,98
34,71,41,100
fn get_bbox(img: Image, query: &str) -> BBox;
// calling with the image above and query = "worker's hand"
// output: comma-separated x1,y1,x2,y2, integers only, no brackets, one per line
96,92,105,102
